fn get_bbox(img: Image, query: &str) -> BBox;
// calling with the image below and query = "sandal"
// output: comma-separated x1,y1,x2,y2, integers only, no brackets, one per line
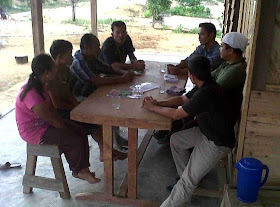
0,162,21,170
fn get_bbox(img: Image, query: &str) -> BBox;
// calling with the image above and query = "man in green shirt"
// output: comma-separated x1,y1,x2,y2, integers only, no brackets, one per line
155,32,248,144
212,32,248,122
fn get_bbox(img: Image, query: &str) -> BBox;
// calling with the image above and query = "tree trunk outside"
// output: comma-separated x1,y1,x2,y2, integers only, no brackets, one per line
72,1,76,21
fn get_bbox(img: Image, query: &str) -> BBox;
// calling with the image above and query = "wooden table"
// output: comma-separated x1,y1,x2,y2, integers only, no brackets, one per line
70,61,188,206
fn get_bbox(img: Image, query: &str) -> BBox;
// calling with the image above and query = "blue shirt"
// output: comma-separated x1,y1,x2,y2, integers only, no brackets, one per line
184,41,223,70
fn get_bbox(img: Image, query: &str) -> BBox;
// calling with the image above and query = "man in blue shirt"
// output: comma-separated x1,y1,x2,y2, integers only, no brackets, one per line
167,22,223,75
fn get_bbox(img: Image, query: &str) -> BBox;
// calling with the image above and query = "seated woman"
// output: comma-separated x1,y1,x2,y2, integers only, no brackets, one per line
15,54,100,184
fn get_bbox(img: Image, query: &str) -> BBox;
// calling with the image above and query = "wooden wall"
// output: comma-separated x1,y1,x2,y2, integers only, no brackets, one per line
267,1,280,92
224,0,280,186
245,91,280,185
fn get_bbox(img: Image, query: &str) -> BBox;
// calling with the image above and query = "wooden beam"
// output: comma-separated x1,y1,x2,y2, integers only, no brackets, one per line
234,0,262,184
30,0,44,55
128,128,138,199
91,0,98,36
118,130,154,198
252,0,277,90
103,125,114,196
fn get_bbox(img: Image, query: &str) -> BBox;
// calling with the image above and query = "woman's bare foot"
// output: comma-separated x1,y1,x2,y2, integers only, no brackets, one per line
113,149,127,160
74,168,101,184
99,149,127,162
72,171,95,178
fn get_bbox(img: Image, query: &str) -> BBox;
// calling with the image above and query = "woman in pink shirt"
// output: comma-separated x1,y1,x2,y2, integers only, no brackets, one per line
15,54,100,184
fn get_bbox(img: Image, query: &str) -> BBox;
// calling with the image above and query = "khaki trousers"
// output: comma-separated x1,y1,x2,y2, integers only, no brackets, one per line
161,127,230,207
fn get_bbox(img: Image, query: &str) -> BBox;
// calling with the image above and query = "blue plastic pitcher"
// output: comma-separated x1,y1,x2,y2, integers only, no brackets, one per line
235,158,269,203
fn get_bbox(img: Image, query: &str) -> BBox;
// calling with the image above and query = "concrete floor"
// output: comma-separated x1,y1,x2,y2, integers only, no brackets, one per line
0,109,222,207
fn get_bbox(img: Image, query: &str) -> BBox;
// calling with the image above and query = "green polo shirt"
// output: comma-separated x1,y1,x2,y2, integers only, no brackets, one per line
211,58,246,91
211,58,247,122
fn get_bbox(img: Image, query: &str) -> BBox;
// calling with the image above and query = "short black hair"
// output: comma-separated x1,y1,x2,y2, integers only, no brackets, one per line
188,55,211,81
224,43,243,55
50,40,73,60
80,33,98,50
199,22,217,38
111,21,126,32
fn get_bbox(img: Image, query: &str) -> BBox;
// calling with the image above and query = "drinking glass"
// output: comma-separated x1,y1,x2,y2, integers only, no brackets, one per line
112,95,121,109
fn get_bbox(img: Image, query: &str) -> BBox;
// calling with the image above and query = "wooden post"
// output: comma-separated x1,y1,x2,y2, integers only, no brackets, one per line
103,125,114,196
251,0,277,90
234,0,262,184
30,0,44,55
91,0,98,36
128,128,138,199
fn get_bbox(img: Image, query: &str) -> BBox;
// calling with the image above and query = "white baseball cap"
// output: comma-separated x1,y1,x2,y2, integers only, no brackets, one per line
222,32,249,52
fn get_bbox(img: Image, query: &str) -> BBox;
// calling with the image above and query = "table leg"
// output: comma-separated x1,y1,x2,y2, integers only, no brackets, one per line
128,128,138,199
103,125,114,196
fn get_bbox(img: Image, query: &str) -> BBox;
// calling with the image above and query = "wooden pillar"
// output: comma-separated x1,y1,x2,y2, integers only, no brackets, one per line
91,0,98,36
31,0,44,55
251,0,277,90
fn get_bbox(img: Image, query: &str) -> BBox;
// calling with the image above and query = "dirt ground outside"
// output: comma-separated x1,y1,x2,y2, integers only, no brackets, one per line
0,0,223,113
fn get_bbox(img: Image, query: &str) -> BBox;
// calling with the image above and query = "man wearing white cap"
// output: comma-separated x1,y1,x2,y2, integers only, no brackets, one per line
212,32,248,122
155,32,248,207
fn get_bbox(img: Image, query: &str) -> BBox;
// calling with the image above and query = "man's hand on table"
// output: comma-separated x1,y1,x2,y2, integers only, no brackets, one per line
167,64,180,75
132,60,146,71
122,70,135,82
141,96,159,111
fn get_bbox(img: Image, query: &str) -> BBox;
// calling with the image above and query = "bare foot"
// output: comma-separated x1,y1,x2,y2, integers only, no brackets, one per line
75,169,101,184
72,171,95,178
99,150,127,162
113,150,127,161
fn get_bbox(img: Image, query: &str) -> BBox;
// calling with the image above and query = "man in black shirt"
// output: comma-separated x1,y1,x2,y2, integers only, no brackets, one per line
142,56,235,207
100,21,145,74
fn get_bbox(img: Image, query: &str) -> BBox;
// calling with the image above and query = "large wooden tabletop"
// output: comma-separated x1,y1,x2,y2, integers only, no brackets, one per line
70,61,188,206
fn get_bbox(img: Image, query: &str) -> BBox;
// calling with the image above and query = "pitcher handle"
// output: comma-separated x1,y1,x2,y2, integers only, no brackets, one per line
260,165,269,187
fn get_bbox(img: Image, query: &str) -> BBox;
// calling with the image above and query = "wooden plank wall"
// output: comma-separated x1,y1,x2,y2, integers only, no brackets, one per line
223,0,241,34
267,1,280,91
245,91,280,185
235,0,261,174
235,0,280,185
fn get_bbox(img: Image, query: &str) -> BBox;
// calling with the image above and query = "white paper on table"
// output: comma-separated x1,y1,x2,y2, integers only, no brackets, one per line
140,82,160,92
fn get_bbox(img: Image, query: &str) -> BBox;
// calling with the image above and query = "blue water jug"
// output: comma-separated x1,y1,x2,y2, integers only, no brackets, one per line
235,158,269,203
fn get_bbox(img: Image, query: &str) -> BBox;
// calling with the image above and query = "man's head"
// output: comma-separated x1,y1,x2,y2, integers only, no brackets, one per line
198,23,216,45
111,21,127,46
50,39,73,66
220,32,248,61
80,33,100,59
188,55,211,84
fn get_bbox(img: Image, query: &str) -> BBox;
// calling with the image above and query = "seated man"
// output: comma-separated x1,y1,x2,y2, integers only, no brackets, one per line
49,39,127,162
142,56,235,207
167,22,223,75
100,20,145,74
71,33,135,98
212,32,248,122
155,32,248,144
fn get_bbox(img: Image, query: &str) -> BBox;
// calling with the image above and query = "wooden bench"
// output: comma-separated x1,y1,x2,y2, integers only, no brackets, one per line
22,143,70,199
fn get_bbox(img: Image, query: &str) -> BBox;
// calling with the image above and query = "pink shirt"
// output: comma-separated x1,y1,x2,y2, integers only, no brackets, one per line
15,86,51,144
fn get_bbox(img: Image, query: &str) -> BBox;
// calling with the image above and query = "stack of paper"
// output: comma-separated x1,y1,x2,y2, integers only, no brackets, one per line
141,82,159,92
164,74,179,82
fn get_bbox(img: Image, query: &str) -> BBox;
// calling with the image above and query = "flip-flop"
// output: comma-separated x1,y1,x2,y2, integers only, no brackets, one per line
0,162,21,170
